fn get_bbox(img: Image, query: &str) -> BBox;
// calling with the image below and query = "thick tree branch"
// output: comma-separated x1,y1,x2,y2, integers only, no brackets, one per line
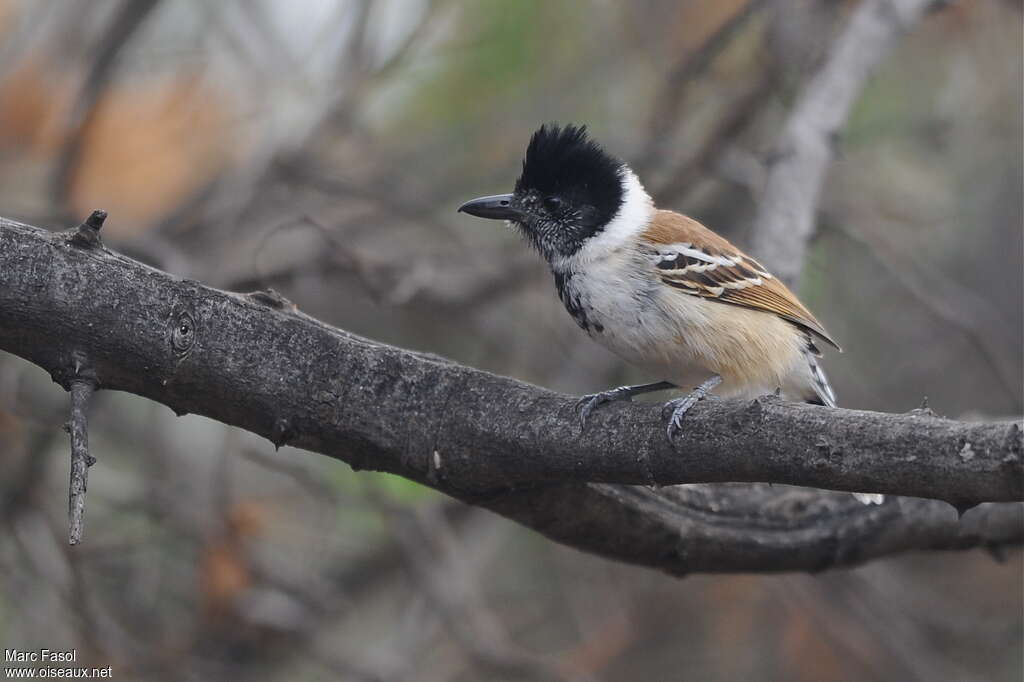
751,0,935,286
1,216,1021,574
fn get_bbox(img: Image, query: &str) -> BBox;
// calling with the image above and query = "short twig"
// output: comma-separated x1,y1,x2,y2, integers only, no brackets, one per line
68,209,107,249
67,379,98,545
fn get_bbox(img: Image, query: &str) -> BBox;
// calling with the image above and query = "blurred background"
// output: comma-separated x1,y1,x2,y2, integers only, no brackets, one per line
0,1,1021,680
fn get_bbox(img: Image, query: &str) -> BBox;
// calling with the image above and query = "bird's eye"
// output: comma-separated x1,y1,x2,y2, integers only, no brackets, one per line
543,196,564,213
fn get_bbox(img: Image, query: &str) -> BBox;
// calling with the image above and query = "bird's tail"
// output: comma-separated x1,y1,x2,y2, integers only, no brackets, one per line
804,351,837,408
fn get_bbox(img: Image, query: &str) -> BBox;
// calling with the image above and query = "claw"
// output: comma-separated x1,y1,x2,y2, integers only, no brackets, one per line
576,389,631,428
575,394,602,427
663,375,722,442
665,395,700,441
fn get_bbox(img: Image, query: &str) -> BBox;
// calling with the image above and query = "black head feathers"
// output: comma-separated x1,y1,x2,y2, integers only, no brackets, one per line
514,124,624,224
451,123,633,260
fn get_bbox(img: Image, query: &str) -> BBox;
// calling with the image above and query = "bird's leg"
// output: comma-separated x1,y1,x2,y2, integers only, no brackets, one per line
576,380,675,427
664,375,722,441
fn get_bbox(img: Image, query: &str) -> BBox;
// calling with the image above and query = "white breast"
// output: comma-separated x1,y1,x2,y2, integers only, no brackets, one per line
557,249,713,385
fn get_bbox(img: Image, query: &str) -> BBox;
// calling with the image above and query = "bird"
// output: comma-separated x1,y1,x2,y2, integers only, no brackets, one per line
457,124,881,503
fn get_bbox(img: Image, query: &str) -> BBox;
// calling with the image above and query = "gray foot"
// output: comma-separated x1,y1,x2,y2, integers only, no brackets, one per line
664,375,722,441
576,381,675,428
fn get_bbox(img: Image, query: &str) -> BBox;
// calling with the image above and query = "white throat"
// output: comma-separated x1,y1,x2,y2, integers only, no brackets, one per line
554,167,654,269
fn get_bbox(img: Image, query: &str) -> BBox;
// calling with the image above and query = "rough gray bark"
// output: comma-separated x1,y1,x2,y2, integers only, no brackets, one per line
751,0,934,286
1,216,1021,573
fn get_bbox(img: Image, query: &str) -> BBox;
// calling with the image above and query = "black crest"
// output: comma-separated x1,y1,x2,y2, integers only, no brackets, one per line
515,124,623,225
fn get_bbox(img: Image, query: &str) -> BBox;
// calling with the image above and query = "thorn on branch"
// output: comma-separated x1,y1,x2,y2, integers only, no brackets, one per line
66,374,98,545
271,417,296,450
906,396,938,418
68,209,107,249
247,288,297,312
747,392,780,422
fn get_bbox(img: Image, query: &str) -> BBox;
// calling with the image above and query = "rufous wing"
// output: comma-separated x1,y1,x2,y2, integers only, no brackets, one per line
642,211,841,351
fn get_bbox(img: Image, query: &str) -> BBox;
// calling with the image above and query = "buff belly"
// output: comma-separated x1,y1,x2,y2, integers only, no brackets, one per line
579,273,814,401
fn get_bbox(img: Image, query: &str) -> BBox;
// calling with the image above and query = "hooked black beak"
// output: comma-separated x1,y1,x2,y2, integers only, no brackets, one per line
457,194,522,221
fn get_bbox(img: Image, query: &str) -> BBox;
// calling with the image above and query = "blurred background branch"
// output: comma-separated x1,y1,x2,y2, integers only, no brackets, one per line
750,0,933,286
